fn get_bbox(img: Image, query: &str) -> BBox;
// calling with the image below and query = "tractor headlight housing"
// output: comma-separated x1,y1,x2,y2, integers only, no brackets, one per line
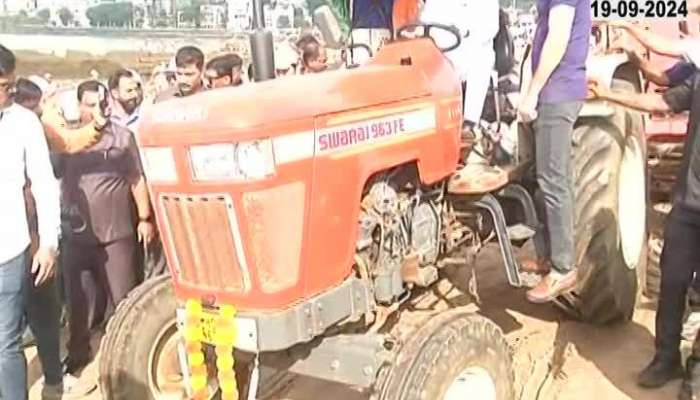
140,147,178,183
189,140,275,182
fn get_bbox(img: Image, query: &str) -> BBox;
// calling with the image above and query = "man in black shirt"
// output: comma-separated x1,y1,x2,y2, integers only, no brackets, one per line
60,80,154,372
590,73,700,398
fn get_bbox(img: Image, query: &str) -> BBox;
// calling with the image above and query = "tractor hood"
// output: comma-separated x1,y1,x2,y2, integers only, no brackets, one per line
139,64,431,145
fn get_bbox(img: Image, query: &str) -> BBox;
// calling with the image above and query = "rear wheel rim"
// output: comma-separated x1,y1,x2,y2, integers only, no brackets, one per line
617,136,646,270
443,366,497,400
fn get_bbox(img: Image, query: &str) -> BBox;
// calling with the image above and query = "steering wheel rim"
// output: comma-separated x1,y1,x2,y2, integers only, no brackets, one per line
396,23,463,53
343,42,373,69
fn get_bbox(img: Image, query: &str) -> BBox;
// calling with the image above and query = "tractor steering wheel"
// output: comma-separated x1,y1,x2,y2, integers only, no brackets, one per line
343,43,374,69
396,23,463,53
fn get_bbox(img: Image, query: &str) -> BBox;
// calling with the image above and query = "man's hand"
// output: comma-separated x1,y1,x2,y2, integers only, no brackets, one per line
91,102,108,129
137,221,155,244
32,246,57,286
587,77,610,100
518,92,539,123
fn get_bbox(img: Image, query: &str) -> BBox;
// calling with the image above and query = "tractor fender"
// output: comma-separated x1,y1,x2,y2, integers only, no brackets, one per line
582,53,642,118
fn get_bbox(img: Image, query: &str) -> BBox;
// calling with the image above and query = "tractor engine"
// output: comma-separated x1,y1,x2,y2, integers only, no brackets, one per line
356,172,444,304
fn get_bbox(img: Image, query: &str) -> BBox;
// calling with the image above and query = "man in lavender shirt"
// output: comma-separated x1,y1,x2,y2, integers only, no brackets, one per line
518,0,591,302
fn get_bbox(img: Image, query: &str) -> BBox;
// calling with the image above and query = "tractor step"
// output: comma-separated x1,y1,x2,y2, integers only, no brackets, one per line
507,223,536,241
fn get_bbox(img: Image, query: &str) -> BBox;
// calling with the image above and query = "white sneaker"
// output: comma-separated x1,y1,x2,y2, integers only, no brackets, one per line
41,373,97,400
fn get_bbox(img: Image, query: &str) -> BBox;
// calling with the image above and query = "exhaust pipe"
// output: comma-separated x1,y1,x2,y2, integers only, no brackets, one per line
249,0,275,82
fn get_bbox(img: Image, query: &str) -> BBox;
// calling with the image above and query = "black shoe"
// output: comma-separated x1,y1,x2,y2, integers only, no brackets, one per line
62,354,91,375
638,355,684,388
680,356,700,400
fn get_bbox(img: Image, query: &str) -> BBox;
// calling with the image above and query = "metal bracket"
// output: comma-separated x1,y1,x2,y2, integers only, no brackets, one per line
261,333,392,388
496,183,539,229
474,193,522,287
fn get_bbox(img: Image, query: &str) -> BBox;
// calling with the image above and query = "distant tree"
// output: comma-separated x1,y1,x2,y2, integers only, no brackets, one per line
86,2,134,27
58,7,74,26
37,8,50,24
179,0,201,28
19,10,28,18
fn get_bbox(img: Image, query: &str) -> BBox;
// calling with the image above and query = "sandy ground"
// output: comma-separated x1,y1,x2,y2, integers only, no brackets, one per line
26,243,687,400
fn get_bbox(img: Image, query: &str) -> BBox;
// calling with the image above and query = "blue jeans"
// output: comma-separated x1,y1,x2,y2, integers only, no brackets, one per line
0,249,29,400
532,101,583,272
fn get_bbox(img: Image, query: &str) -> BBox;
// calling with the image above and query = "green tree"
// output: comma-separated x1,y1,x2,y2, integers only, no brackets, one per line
37,8,50,24
86,2,134,27
58,7,74,26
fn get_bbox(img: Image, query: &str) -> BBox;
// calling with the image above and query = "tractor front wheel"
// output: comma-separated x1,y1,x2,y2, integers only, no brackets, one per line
378,311,514,400
99,276,294,400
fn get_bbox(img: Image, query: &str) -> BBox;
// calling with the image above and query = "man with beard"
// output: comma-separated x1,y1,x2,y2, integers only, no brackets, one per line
154,46,205,103
108,69,143,132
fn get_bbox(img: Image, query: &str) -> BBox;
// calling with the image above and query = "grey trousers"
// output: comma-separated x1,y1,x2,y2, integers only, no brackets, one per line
532,101,583,272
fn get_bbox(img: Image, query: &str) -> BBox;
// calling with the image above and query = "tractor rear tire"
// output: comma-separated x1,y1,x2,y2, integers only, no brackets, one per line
563,93,647,324
645,234,663,300
378,311,514,400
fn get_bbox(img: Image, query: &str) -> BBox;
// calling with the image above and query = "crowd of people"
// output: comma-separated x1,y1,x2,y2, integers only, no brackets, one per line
0,29,330,400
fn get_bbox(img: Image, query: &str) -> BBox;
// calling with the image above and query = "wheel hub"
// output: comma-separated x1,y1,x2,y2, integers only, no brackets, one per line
147,320,218,399
617,136,646,270
443,366,497,400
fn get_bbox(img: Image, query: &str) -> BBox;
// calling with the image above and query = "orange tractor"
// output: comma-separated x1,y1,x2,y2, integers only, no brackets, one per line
99,6,648,400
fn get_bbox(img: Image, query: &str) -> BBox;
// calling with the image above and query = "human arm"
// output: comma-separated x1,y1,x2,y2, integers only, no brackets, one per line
518,4,576,121
24,113,61,286
41,101,103,154
587,75,691,113
609,20,683,57
126,131,155,244
627,49,671,86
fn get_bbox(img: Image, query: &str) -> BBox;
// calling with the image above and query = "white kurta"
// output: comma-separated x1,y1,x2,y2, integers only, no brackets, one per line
421,0,499,123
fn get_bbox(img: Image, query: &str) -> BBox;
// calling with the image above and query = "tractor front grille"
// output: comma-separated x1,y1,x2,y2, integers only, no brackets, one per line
160,194,249,293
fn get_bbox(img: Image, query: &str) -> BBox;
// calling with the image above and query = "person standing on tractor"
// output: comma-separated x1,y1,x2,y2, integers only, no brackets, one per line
154,46,206,103
420,0,499,142
588,58,700,399
516,0,591,303
0,44,61,400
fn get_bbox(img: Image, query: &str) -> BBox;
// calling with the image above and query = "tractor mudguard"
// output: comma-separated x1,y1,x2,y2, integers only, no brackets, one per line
582,53,641,118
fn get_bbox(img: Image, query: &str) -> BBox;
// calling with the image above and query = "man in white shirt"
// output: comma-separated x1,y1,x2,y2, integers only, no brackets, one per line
421,0,500,133
0,45,61,400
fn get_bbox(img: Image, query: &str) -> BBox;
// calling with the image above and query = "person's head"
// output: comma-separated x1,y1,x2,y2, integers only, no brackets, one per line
77,80,109,124
108,68,143,114
0,45,16,107
204,53,244,89
295,33,319,51
301,42,327,74
175,46,205,96
14,78,43,116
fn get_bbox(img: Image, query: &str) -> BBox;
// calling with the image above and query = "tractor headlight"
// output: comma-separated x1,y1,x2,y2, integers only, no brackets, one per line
140,147,178,183
189,140,275,182
235,140,275,180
